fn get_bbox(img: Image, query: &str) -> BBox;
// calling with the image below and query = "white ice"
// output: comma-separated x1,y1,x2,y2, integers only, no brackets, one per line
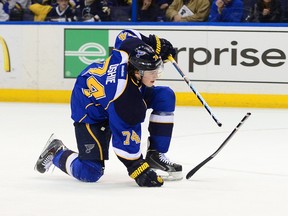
0,102,287,216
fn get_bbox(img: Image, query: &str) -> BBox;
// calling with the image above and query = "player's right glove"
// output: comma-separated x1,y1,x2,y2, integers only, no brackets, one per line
158,38,176,61
146,34,176,61
128,158,164,187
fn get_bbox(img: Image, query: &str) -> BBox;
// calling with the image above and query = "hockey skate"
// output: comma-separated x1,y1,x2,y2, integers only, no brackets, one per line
145,149,183,181
34,134,67,173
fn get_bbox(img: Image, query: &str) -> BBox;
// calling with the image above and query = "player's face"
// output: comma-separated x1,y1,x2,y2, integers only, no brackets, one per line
141,69,159,87
140,61,163,87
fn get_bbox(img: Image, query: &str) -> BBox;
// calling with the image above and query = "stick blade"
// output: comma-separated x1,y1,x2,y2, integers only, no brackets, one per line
186,157,212,179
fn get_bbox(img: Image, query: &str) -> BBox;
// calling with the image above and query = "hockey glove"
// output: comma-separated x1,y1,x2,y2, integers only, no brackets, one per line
128,159,164,187
147,35,176,61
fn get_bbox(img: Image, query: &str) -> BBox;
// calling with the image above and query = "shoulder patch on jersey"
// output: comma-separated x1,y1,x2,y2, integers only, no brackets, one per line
114,29,142,50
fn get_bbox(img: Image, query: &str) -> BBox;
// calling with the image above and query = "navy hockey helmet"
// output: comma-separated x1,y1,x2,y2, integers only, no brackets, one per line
129,43,163,76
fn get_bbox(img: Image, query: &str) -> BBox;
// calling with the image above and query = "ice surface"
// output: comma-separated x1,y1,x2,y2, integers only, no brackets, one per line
0,102,287,216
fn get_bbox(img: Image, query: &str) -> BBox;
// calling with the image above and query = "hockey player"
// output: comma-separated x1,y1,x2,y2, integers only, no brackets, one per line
35,30,182,187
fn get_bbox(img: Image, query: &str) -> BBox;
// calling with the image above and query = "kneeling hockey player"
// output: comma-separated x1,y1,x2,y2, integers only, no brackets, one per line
35,29,182,187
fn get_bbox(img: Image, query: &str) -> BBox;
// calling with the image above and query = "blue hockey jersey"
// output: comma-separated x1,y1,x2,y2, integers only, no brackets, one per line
71,48,146,160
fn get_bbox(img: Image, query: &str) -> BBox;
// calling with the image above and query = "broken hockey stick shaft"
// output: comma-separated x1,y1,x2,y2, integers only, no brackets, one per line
186,112,251,180
168,56,222,127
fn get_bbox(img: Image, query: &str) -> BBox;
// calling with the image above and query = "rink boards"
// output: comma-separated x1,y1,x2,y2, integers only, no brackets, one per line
0,24,288,108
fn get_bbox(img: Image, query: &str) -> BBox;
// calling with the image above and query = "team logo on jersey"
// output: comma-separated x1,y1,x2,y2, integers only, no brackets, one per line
64,29,109,78
84,144,95,153
0,36,11,72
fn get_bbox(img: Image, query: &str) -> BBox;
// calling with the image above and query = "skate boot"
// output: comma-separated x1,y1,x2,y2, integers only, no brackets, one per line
145,149,183,181
34,134,67,173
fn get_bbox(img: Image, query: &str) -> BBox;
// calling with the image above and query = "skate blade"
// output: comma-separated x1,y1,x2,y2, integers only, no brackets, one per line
34,133,55,172
39,133,56,156
152,169,183,181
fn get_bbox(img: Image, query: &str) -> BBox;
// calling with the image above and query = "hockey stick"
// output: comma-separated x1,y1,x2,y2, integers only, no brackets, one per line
168,56,222,127
186,112,251,180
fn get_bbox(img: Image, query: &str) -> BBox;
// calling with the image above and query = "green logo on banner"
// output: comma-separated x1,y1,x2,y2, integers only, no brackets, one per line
64,29,109,78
